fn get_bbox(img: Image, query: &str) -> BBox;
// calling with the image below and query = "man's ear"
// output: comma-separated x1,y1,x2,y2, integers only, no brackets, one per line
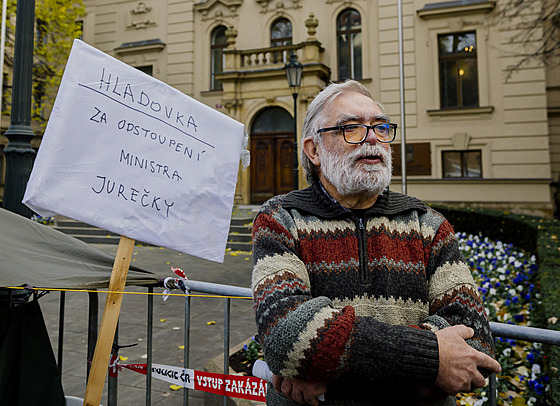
303,138,321,166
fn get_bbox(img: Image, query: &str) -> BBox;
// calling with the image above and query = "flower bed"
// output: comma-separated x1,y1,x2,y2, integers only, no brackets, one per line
456,232,552,406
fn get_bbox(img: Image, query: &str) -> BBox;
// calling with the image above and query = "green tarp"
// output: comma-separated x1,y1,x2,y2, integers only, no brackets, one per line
0,208,158,289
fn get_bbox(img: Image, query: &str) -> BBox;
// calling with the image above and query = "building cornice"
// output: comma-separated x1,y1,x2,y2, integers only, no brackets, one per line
417,0,496,19
114,39,165,56
427,106,494,117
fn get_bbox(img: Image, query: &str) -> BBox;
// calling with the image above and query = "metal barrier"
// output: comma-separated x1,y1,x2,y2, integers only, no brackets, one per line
57,283,560,406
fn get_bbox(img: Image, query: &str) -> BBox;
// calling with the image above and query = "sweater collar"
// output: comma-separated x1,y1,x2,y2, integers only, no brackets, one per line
282,177,427,218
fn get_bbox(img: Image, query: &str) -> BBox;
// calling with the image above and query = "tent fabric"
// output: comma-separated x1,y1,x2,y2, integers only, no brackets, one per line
0,208,158,289
0,299,65,406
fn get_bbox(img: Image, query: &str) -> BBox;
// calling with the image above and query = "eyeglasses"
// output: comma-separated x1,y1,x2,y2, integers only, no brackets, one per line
316,123,398,144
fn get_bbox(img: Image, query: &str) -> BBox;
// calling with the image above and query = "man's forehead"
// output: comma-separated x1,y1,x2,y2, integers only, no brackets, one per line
330,92,381,114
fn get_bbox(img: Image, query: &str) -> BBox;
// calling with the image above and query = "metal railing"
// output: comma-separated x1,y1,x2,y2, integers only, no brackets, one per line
54,282,560,406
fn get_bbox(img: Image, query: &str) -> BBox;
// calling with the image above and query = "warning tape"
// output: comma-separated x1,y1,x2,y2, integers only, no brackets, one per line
115,360,267,402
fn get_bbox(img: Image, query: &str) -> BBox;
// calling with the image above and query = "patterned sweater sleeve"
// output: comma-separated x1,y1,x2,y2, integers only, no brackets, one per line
421,209,495,358
252,200,440,385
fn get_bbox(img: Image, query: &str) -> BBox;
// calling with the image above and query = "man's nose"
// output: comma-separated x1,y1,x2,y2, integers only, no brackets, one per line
364,127,378,144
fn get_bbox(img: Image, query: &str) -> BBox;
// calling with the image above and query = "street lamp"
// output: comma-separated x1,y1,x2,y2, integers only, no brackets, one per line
3,0,36,217
284,51,302,191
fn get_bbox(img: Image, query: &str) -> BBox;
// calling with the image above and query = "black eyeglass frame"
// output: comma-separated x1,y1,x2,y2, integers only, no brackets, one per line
316,123,398,144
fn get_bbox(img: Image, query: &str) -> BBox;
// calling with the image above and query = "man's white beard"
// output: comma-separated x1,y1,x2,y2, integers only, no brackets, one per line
319,142,393,197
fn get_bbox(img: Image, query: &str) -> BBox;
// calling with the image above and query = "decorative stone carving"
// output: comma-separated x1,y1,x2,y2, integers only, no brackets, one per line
128,1,156,29
256,0,301,14
194,0,243,20
305,13,318,40
225,26,238,49
451,133,471,150
132,2,151,14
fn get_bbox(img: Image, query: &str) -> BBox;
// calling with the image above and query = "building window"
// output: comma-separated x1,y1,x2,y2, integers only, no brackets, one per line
438,31,478,109
271,18,292,47
76,20,84,40
211,25,227,91
2,73,10,112
337,9,362,81
33,81,45,119
136,65,153,76
0,146,5,187
36,19,48,45
442,150,482,178
271,18,292,63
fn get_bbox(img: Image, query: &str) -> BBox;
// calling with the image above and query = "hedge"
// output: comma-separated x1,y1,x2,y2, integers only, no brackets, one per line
432,205,560,403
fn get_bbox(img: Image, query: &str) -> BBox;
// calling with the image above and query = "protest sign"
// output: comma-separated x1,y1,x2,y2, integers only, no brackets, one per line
23,39,245,263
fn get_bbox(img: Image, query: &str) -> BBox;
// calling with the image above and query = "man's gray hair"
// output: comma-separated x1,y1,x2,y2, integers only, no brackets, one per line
300,80,383,184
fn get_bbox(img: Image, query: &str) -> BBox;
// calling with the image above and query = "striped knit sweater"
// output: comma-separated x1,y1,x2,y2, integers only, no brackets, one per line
251,180,495,405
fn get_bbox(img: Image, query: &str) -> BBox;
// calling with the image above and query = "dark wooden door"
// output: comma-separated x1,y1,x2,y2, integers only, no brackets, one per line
251,133,294,204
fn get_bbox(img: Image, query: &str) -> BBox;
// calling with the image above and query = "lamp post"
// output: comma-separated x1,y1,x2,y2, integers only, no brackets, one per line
3,0,36,217
284,51,302,191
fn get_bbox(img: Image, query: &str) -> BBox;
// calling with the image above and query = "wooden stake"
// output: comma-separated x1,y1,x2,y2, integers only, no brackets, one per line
83,235,135,406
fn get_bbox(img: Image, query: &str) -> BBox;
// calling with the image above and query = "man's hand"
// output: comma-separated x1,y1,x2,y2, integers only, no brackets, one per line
272,374,326,406
435,325,501,394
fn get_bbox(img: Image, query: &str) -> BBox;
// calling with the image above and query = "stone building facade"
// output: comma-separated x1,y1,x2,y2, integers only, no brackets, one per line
3,0,559,216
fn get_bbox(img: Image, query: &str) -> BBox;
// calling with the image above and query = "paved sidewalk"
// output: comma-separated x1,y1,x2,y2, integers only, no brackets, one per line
38,243,256,405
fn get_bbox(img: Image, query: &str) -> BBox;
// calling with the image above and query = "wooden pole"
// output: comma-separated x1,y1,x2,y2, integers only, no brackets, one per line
83,235,135,406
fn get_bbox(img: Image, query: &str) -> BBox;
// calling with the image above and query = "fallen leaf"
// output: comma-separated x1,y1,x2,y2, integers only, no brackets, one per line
119,355,128,361
169,384,182,391
512,396,526,405
207,321,216,325
548,317,558,325
178,345,185,350
160,319,166,322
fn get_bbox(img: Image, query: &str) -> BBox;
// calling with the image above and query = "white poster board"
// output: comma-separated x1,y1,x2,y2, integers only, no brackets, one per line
23,40,245,263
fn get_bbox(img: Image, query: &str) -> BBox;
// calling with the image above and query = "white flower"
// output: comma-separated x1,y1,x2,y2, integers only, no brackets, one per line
509,288,517,296
502,348,511,357
474,397,488,406
528,397,537,406
532,364,541,374
499,275,506,281
490,288,496,295
517,285,524,292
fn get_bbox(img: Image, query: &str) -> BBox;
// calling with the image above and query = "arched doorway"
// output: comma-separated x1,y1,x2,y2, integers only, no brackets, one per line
250,107,294,204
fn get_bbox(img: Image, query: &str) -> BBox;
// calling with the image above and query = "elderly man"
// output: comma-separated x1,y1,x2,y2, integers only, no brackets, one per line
251,80,500,405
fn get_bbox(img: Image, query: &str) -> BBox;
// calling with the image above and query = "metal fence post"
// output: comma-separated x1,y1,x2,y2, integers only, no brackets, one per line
58,291,66,370
223,298,231,406
184,295,191,406
108,324,119,406
146,286,153,406
87,290,99,382
489,373,497,406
